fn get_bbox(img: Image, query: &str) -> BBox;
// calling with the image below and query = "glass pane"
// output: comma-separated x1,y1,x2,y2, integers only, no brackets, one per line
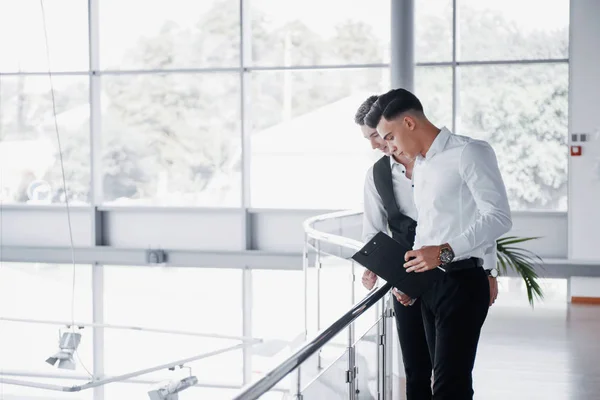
258,391,291,400
253,270,304,340
0,75,90,204
458,63,568,210
104,330,243,385
319,256,353,330
250,68,388,209
252,270,305,385
0,377,93,400
101,73,241,206
355,321,380,400
251,0,389,66
99,0,239,69
318,255,353,372
415,66,453,128
0,0,88,72
0,263,92,375
104,266,243,384
458,0,569,61
416,0,453,63
353,282,381,351
302,349,349,399
105,382,241,399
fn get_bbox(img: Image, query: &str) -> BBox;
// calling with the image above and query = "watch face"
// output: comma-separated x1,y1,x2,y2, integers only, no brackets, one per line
490,268,499,278
440,248,454,264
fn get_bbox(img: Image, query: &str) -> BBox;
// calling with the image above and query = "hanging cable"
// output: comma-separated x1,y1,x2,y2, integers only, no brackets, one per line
38,0,93,379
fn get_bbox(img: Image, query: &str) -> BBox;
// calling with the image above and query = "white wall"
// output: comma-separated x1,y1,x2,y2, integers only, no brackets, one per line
568,0,600,297
570,277,600,298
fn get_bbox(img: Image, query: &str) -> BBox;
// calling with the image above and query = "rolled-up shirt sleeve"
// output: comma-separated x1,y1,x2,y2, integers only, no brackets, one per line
447,141,512,258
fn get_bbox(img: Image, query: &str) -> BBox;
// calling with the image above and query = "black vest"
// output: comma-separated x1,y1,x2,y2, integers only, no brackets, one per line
372,156,417,249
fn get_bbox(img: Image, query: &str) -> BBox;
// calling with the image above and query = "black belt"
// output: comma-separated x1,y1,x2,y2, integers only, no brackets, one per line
443,257,482,272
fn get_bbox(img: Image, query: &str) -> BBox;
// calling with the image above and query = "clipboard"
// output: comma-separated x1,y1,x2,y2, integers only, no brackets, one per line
352,231,445,298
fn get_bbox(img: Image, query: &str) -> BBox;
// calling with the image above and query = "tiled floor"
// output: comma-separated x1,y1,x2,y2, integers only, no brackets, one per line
473,303,600,400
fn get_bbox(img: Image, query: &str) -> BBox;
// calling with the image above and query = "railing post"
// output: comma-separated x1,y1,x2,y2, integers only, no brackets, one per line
377,299,384,400
303,233,309,340
295,366,302,399
348,317,356,400
316,240,322,370
384,295,394,399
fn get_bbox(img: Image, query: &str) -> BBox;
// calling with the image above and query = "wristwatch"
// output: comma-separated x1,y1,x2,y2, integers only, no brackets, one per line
438,244,455,265
486,268,499,278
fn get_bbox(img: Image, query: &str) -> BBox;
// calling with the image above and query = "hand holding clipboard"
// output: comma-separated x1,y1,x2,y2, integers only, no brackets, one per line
352,232,445,299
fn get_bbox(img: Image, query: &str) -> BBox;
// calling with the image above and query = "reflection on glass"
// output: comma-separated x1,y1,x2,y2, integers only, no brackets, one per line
99,0,239,69
458,63,568,210
0,75,90,204
0,0,89,72
250,68,388,209
355,322,380,400
251,0,389,66
415,0,453,63
458,0,569,61
302,349,350,399
0,263,92,374
101,73,241,206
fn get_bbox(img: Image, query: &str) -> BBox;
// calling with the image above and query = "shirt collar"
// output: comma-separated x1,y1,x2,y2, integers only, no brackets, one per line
424,126,451,160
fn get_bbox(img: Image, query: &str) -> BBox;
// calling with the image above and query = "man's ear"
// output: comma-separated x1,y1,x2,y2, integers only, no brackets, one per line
404,116,417,130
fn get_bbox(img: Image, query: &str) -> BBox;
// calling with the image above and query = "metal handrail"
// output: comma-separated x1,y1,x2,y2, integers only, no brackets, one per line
232,283,392,400
303,210,364,251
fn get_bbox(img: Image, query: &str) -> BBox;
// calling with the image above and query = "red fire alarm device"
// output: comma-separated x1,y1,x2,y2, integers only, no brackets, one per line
571,145,582,156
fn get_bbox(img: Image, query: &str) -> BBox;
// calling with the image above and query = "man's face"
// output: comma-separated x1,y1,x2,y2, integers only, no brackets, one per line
360,124,390,155
377,115,420,160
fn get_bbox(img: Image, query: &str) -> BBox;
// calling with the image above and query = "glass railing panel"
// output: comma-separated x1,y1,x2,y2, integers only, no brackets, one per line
318,253,353,346
258,389,294,399
354,319,381,400
301,348,350,400
353,265,382,338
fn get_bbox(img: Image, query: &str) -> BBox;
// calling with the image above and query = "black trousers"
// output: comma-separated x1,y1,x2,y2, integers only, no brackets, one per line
393,296,434,400
420,266,490,400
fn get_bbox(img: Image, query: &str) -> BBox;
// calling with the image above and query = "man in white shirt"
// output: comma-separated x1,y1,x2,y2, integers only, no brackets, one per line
355,95,434,400
356,95,500,400
364,88,512,400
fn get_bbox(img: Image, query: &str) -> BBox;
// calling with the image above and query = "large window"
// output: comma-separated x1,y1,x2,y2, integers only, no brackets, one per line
248,0,391,208
0,0,570,210
249,68,388,209
416,0,570,210
0,263,92,375
0,0,391,209
101,73,241,206
103,266,243,385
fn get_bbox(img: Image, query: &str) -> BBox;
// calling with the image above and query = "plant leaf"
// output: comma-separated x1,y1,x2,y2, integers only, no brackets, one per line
495,235,545,307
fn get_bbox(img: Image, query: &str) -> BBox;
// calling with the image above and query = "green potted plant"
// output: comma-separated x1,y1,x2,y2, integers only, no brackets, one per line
496,236,544,306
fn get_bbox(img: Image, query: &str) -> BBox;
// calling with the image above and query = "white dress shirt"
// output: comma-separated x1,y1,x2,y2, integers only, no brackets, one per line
362,156,417,243
412,127,512,261
362,152,498,270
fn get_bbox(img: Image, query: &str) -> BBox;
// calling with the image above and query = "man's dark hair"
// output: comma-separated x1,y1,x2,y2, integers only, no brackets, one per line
354,95,379,125
364,88,423,128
